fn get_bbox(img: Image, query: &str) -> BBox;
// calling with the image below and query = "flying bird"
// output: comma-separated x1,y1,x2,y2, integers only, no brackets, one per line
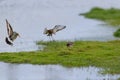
5,19,20,45
43,25,66,41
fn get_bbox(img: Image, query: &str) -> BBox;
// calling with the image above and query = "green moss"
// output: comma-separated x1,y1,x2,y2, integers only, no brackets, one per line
0,40,120,74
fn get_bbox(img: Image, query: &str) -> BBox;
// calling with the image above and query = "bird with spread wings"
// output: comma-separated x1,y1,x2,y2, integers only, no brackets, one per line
5,19,20,46
43,25,66,41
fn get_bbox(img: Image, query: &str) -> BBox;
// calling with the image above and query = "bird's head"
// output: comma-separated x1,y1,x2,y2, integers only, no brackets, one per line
15,32,20,37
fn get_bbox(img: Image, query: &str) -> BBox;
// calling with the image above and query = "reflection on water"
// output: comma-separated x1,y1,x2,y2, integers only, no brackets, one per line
0,0,120,52
0,62,120,80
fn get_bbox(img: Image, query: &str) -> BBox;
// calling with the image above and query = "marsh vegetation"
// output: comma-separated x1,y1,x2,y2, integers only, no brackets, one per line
0,40,120,74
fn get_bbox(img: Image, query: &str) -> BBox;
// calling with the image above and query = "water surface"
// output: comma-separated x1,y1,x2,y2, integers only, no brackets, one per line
0,62,120,80
0,0,120,52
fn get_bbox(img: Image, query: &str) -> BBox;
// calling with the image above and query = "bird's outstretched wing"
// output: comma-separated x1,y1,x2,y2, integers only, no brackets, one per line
6,19,13,36
53,25,66,33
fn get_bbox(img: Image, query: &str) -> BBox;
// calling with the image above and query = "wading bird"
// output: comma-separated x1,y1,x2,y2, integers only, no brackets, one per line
5,19,20,46
43,25,66,41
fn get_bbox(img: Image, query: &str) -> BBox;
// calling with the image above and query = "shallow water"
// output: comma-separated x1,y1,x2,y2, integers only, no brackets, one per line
0,0,120,52
0,62,119,80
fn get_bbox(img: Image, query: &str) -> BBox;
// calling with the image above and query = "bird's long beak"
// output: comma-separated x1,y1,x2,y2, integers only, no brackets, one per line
18,34,20,37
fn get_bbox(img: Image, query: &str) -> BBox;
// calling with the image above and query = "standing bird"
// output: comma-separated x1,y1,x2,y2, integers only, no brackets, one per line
5,19,20,46
43,25,66,41
66,42,73,48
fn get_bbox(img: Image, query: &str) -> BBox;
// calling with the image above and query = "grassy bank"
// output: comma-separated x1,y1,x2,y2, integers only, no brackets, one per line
0,40,120,74
114,28,120,37
80,7,120,37
80,7,120,26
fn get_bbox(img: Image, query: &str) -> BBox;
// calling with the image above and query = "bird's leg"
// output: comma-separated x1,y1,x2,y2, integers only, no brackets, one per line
48,36,51,41
51,36,55,41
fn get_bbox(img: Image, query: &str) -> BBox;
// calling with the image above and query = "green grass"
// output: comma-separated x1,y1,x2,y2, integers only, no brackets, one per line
80,7,120,26
118,78,120,80
0,40,120,74
114,28,120,37
80,7,120,37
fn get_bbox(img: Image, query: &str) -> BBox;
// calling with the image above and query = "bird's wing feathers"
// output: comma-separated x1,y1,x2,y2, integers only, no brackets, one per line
6,19,13,36
53,25,66,33
5,37,13,46
43,28,48,34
